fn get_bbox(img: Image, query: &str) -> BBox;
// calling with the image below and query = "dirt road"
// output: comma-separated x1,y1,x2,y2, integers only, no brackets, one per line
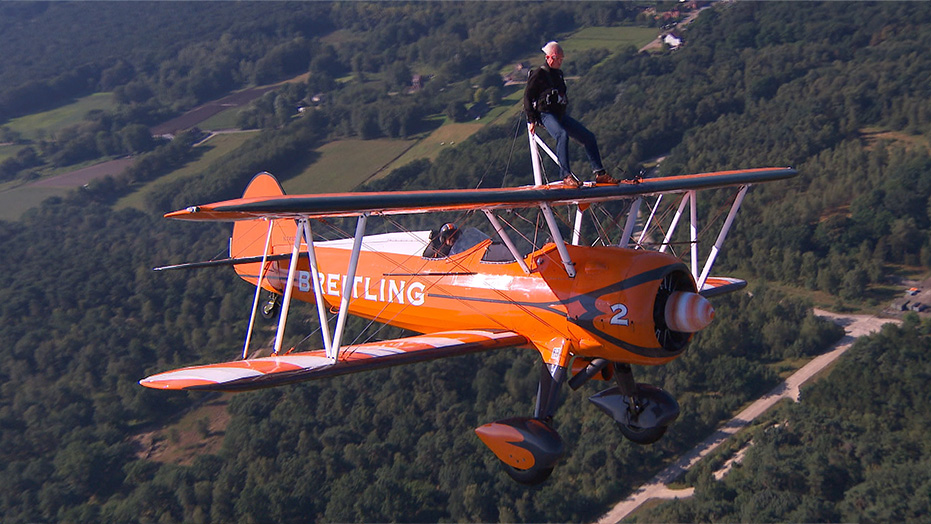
596,310,899,524
27,157,135,188
149,85,278,136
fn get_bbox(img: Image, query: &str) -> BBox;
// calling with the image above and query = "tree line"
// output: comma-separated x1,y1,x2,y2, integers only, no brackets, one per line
1,1,931,522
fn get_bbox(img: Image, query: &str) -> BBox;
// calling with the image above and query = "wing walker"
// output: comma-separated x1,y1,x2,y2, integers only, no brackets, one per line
142,127,797,483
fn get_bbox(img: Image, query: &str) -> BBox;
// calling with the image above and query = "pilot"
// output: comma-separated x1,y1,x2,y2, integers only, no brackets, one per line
424,223,461,258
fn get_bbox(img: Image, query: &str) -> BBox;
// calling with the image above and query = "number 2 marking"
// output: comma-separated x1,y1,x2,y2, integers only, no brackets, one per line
610,303,629,326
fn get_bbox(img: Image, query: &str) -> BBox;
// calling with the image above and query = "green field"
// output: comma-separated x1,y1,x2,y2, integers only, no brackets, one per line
0,144,25,162
114,131,259,211
198,107,242,131
5,93,116,140
0,154,133,221
562,26,658,54
0,186,69,221
375,122,486,180
505,25,661,78
284,138,417,194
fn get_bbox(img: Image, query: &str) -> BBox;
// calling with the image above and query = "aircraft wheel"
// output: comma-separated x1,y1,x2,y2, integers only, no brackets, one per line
505,464,554,485
617,422,667,445
261,294,280,319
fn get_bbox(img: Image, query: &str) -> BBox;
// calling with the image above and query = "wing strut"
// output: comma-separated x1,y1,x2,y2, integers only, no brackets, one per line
690,190,698,278
483,210,531,274
299,218,333,356
272,218,333,357
329,214,367,359
242,220,274,359
696,185,748,289
660,192,690,256
529,125,545,186
540,202,576,278
526,124,583,269
571,206,584,246
619,197,642,248
649,185,751,286
275,218,310,356
273,215,367,362
528,123,560,186
638,194,664,247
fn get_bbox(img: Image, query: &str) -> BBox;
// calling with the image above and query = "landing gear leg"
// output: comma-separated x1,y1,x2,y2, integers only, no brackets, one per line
261,292,280,320
588,363,680,445
534,363,567,421
613,363,668,445
614,363,637,397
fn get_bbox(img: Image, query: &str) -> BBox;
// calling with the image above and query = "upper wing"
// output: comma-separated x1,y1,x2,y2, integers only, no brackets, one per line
140,330,528,392
165,167,797,221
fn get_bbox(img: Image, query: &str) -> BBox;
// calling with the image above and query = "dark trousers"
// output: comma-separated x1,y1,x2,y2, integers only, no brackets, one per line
540,112,604,178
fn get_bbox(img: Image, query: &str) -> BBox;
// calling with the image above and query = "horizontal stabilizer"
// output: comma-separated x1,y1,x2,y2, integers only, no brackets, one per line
152,253,298,271
699,277,747,298
154,253,301,271
140,330,528,392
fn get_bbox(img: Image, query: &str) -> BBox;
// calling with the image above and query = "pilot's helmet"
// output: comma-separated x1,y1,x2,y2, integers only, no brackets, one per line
439,222,459,242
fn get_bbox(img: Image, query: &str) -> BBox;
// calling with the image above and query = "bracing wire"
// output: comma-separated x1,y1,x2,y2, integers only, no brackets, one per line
499,112,533,189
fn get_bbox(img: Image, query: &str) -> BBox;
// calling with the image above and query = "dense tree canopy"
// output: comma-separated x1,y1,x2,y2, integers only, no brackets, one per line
633,314,931,523
0,1,930,522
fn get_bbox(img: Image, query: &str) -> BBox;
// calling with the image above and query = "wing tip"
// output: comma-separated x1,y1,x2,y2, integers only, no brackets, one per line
700,277,748,298
164,206,200,219
139,377,213,390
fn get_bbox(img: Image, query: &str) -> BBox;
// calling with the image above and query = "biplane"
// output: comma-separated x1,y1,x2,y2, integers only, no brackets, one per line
141,128,796,484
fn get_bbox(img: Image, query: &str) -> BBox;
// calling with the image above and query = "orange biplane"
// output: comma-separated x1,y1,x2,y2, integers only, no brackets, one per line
141,132,796,483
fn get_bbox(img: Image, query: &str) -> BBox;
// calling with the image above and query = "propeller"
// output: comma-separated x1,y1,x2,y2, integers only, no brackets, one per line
664,291,714,333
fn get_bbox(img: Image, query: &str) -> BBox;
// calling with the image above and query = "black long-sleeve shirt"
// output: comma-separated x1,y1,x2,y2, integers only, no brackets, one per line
523,64,568,124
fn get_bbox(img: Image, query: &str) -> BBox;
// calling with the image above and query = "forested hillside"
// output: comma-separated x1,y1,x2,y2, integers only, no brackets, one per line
0,2,930,523
632,314,931,522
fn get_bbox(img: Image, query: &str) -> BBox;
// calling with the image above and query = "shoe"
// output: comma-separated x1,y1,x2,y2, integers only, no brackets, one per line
563,174,582,188
593,170,620,184
623,169,646,185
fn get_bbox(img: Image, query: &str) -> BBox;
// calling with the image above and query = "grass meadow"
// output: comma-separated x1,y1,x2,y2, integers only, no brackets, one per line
114,131,260,212
0,144,25,162
0,186,69,221
284,138,417,194
561,26,658,54
5,93,116,140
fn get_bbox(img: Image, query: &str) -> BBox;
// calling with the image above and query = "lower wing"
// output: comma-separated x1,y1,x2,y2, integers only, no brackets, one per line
140,330,528,392
700,276,747,298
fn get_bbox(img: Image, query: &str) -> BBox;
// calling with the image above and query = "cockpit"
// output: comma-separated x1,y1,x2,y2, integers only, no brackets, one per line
422,224,517,263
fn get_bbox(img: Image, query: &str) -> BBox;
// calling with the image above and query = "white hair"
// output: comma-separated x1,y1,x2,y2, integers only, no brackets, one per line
541,41,561,55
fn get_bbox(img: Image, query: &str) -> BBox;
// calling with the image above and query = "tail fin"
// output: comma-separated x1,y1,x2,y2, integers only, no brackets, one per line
231,173,296,292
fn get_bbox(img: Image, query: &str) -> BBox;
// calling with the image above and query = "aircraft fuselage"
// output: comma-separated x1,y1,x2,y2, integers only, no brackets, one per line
236,230,700,367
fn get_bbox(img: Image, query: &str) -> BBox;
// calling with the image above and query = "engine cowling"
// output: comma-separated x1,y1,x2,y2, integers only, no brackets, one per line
555,248,716,364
